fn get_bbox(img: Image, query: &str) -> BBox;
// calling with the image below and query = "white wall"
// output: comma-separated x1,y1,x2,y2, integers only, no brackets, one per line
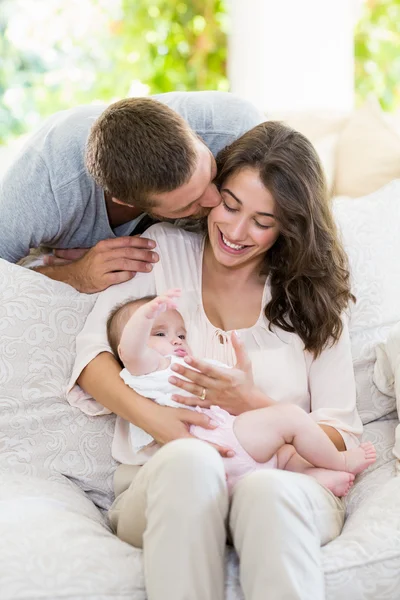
228,0,362,113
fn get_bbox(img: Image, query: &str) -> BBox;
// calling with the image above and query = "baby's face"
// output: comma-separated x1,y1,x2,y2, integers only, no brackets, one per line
148,309,191,358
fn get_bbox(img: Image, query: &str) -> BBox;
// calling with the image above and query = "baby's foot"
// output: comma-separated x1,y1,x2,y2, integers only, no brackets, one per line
342,442,376,475
309,469,355,497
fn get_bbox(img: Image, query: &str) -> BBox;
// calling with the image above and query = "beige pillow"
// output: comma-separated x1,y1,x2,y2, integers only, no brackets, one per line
334,98,400,197
268,110,348,140
313,133,339,197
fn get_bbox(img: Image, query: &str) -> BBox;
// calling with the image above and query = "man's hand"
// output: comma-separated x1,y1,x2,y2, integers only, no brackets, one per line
44,247,89,265
35,236,158,293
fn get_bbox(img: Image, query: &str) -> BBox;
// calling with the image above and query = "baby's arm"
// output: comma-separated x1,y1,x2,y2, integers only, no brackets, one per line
119,290,181,376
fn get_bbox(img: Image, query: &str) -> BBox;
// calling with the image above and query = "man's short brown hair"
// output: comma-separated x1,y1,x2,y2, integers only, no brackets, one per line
86,98,197,209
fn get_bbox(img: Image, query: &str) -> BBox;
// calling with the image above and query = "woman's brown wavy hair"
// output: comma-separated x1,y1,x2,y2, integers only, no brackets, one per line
214,121,354,357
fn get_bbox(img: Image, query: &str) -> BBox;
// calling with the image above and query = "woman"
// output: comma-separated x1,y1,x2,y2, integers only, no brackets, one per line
69,121,362,600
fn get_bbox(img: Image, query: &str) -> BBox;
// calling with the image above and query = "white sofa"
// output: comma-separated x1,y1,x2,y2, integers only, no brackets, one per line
1,102,400,599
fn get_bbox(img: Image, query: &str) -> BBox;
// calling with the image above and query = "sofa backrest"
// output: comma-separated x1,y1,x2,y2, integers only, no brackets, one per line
333,179,400,424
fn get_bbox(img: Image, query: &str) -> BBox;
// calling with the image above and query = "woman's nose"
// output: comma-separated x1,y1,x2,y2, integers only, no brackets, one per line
229,218,248,241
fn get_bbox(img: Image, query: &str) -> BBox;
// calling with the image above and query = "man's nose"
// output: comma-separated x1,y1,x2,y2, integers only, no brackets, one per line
199,184,221,208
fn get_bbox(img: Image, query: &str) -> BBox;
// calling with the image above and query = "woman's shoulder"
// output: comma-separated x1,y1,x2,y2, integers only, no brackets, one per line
144,222,204,253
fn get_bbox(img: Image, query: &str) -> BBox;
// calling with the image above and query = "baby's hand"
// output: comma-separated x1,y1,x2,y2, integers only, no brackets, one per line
143,289,182,320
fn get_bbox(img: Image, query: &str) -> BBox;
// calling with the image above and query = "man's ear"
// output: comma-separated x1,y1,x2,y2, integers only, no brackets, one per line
112,197,132,207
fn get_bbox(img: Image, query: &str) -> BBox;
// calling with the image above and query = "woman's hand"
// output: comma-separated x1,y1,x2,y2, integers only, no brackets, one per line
142,401,235,457
169,331,262,415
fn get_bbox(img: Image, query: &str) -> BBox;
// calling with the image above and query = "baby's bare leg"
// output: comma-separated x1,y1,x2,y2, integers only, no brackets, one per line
233,404,376,474
277,445,355,497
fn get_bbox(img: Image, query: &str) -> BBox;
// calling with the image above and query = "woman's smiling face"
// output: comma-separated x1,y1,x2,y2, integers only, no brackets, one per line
207,167,280,270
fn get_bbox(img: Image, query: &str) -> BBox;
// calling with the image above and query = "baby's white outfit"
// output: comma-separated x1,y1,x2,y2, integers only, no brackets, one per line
117,354,278,493
120,355,201,452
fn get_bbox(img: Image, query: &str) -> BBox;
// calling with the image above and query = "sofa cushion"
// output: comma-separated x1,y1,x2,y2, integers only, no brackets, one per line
333,180,400,424
0,473,143,600
1,420,397,600
0,260,117,510
334,98,400,198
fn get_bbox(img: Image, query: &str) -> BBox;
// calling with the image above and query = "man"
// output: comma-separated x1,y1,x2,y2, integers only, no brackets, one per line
0,91,263,293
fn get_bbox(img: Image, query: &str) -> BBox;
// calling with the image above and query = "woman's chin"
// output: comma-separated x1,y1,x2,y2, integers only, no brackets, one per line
214,248,248,268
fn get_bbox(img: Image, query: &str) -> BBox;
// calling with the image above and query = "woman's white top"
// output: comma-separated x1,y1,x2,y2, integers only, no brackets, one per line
68,223,362,463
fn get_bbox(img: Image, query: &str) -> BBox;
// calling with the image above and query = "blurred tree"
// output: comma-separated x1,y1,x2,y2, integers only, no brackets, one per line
111,0,228,95
0,1,46,143
3,0,399,146
354,0,400,111
0,0,228,146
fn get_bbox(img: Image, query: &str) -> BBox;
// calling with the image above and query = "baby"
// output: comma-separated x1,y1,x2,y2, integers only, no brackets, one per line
107,289,376,496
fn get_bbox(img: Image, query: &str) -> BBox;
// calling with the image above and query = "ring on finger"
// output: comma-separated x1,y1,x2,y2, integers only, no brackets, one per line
200,387,207,401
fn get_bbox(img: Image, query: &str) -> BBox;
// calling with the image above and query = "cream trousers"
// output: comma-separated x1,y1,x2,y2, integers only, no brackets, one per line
108,439,345,600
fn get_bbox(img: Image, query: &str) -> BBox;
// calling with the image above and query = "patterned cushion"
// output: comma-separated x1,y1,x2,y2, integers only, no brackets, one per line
0,260,117,509
333,180,400,424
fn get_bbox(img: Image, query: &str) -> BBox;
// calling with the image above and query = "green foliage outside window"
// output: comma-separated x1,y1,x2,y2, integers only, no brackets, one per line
114,0,228,95
354,0,400,111
1,0,400,147
0,0,228,146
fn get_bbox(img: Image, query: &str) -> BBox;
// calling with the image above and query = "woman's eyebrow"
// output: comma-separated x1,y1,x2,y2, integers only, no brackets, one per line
221,188,276,219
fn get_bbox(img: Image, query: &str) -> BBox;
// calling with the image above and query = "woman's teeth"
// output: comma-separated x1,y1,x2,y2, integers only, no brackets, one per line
222,233,246,250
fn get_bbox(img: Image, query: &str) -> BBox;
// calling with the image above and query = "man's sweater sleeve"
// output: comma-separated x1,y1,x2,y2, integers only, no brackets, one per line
0,146,61,262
